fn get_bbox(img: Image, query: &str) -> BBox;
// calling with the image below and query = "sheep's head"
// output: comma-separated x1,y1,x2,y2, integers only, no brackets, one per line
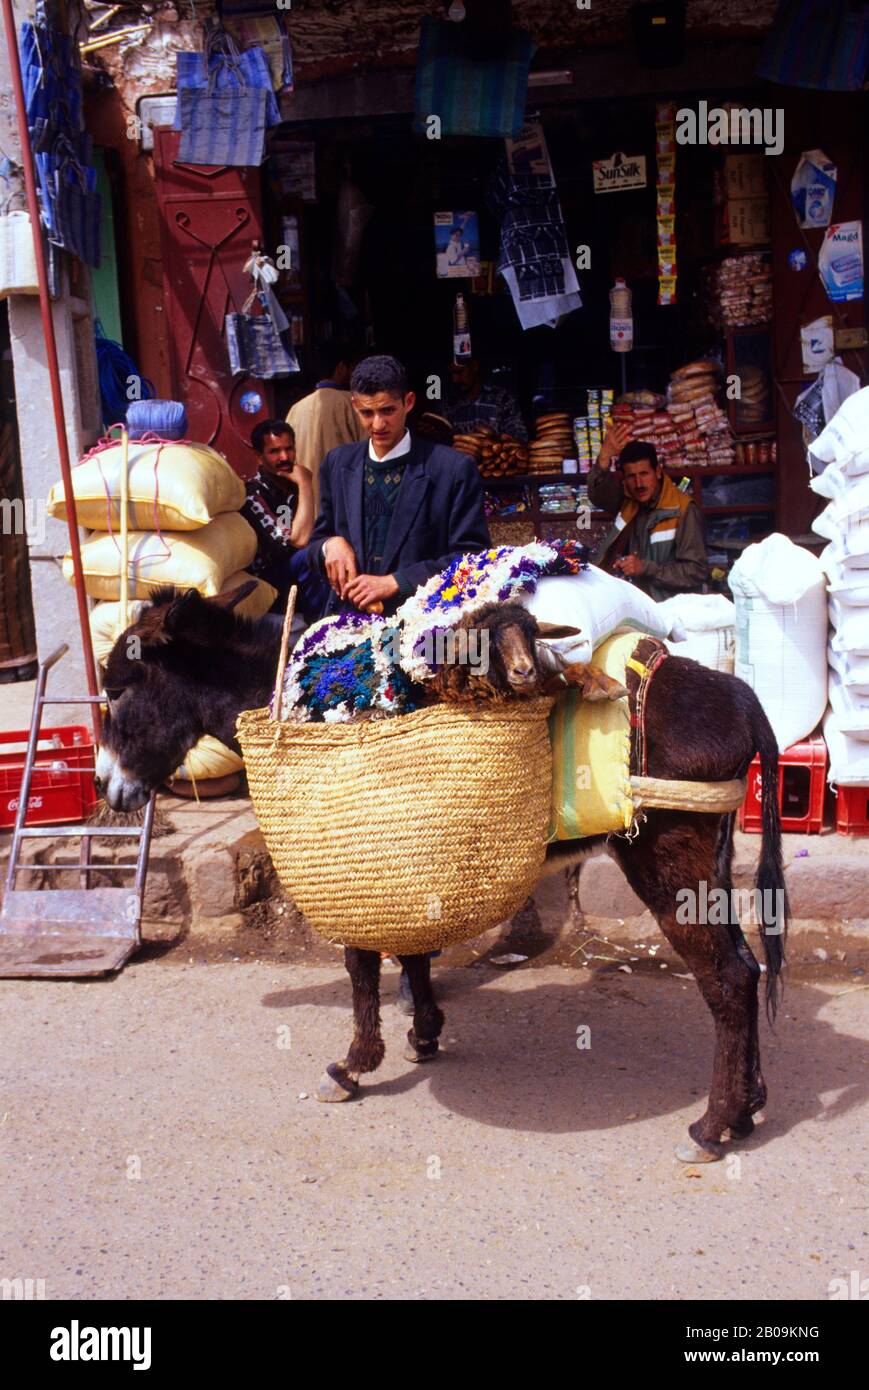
428,601,543,703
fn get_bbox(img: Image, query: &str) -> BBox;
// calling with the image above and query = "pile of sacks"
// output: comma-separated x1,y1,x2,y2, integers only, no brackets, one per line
729,533,828,754
810,388,869,784
49,436,276,789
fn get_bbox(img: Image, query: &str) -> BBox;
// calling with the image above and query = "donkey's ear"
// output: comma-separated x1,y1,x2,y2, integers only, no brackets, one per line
163,587,206,639
209,579,258,612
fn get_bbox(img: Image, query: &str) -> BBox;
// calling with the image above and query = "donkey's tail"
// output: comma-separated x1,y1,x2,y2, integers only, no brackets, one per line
747,690,788,1020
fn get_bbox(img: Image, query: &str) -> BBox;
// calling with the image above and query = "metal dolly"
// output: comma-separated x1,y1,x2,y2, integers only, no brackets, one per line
0,644,156,977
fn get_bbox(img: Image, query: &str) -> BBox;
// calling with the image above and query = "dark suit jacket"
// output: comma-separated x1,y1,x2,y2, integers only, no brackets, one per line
304,434,491,615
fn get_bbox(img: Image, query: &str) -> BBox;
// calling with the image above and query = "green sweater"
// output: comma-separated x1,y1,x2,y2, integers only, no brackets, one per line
363,456,412,596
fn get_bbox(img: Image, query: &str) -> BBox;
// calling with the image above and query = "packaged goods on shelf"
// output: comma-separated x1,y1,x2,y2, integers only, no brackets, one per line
704,252,772,329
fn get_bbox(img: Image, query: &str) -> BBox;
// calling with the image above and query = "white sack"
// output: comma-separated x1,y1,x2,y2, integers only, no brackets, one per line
827,574,869,605
522,567,670,671
824,706,869,785
830,600,869,655
659,593,736,671
657,592,735,634
809,384,869,471
812,479,869,540
819,532,869,575
828,643,869,693
829,667,869,741
730,533,828,750
666,628,735,673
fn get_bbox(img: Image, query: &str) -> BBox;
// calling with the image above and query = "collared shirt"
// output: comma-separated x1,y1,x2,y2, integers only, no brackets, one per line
368,429,412,463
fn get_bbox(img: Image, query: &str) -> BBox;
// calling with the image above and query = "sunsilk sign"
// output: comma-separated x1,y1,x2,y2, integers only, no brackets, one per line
819,222,864,303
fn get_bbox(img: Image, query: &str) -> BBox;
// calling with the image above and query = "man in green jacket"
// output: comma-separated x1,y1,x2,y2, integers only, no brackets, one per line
587,430,708,602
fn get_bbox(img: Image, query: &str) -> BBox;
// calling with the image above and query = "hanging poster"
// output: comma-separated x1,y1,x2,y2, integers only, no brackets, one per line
790,150,837,229
801,316,835,374
268,139,316,201
819,221,864,302
434,211,481,278
593,152,647,194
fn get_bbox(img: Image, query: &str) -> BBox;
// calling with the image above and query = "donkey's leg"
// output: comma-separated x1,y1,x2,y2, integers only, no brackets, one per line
715,811,767,1122
610,812,761,1161
316,948,384,1103
397,953,445,1064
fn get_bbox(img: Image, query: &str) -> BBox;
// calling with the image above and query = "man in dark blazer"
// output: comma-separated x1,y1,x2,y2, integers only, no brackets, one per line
304,354,490,617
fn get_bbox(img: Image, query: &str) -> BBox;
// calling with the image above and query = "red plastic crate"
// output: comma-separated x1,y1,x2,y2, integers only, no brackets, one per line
836,785,869,836
739,734,827,835
0,726,97,829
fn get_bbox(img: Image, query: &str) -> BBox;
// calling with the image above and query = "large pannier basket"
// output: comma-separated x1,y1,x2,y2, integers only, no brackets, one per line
236,698,553,953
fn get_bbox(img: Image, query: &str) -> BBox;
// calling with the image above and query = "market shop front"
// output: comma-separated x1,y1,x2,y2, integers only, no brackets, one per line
82,6,867,593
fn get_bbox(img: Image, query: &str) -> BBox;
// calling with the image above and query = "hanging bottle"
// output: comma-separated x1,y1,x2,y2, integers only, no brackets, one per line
609,277,633,353
453,292,472,362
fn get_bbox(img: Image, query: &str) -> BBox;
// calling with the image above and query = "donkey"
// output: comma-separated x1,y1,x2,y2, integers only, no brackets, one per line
97,582,787,1164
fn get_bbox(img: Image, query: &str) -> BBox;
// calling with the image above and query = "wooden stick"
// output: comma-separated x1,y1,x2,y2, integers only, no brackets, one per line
80,24,149,53
88,5,123,32
271,585,297,721
118,425,130,636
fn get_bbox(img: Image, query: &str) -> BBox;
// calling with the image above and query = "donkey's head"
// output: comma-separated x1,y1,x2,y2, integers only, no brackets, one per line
95,581,276,810
429,601,544,703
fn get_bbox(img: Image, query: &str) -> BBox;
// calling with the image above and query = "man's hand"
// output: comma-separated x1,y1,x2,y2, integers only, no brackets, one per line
597,420,634,470
614,555,646,578
323,536,358,596
343,573,400,611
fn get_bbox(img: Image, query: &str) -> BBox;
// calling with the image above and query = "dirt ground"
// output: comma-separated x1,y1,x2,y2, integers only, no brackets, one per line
1,928,866,1301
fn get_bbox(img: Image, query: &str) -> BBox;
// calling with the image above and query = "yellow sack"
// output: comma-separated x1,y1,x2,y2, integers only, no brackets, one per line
48,439,246,531
172,735,243,783
64,512,257,601
548,630,640,841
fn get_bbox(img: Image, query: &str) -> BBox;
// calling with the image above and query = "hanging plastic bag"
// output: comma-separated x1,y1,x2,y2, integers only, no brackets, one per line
225,290,298,378
174,21,279,136
0,208,38,298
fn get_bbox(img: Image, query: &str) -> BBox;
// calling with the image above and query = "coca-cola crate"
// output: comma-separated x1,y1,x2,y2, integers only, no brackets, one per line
0,726,97,829
835,785,869,836
739,734,827,835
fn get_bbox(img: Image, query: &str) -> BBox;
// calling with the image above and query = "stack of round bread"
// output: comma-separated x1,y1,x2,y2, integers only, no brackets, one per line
528,412,574,475
736,365,770,427
452,425,529,477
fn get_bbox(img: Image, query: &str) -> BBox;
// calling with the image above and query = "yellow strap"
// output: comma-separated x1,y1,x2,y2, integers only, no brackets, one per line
625,656,652,680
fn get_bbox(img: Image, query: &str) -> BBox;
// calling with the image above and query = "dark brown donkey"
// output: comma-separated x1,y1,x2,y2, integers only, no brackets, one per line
97,584,787,1164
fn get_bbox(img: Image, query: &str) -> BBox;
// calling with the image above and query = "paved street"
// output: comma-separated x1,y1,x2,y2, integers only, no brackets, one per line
1,946,866,1301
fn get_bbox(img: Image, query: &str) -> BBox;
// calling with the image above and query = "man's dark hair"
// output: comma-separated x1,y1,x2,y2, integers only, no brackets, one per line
251,419,294,454
619,440,660,471
350,354,408,399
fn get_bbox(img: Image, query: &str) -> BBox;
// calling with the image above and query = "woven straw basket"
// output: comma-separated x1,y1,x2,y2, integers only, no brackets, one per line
236,698,554,953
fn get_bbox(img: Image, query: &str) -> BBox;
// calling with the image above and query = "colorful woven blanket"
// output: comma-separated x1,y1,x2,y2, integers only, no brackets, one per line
396,538,588,680
277,540,587,722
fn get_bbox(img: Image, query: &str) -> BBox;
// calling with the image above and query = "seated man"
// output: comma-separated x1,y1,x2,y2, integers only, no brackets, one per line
240,419,327,622
305,353,491,618
286,343,365,513
587,427,708,601
443,355,528,443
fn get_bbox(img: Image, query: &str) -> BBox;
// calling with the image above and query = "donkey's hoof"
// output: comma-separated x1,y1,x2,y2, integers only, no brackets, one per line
675,1137,722,1164
403,1038,439,1064
316,1064,358,1103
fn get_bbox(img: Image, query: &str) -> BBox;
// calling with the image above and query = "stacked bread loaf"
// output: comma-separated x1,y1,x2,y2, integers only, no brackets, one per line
528,413,574,475
667,360,735,467
451,425,529,477
705,253,772,329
